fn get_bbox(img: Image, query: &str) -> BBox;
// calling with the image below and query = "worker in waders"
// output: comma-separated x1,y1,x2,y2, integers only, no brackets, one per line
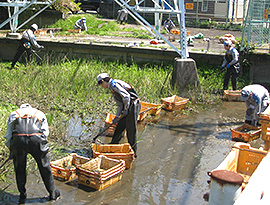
240,84,269,126
74,17,87,31
4,103,60,204
10,24,44,69
220,40,240,91
97,73,141,157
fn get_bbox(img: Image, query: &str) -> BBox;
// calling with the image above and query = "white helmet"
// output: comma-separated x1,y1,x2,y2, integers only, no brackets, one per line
97,73,109,85
224,40,232,46
31,24,38,31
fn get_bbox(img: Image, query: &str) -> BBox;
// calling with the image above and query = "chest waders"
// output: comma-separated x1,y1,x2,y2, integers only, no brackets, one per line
10,110,55,199
110,84,141,156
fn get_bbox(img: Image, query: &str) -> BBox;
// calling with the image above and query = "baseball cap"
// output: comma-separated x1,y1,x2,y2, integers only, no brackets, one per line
240,90,250,101
97,73,109,85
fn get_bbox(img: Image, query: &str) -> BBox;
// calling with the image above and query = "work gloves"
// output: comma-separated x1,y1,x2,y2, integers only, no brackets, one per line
40,45,44,49
226,64,231,69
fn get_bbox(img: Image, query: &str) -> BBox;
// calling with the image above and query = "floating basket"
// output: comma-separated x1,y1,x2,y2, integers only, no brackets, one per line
161,95,189,111
76,155,125,190
231,123,261,142
140,101,163,116
50,153,90,181
224,90,242,101
91,143,135,169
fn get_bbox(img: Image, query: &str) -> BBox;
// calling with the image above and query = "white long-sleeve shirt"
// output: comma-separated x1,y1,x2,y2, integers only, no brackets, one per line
22,29,43,49
5,104,49,148
242,84,269,114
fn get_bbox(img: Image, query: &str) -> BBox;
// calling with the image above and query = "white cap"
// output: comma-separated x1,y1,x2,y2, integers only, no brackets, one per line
224,40,232,46
97,73,109,85
240,90,250,101
20,103,32,109
31,24,38,31
82,17,86,22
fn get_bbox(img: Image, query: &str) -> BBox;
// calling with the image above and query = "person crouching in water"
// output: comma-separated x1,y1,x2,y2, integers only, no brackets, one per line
240,84,269,126
10,24,44,69
97,73,141,157
220,40,240,91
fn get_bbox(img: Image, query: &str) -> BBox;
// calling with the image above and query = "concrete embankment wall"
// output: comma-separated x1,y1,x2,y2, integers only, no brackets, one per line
0,38,269,89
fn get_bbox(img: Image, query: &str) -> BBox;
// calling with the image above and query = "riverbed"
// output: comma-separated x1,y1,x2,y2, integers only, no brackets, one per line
0,100,265,204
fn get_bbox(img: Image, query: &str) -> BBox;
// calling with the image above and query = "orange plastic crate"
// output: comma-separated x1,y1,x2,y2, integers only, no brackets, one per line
91,143,135,169
231,123,261,142
50,153,90,181
209,142,267,190
161,95,189,111
76,155,125,190
140,101,163,116
224,90,242,101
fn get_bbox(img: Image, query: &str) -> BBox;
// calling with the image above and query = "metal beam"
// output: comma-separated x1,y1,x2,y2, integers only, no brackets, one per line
114,0,189,58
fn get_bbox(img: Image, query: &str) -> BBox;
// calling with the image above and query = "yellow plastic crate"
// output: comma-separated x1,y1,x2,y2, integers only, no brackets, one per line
91,143,135,169
140,101,163,116
50,153,90,181
231,123,261,142
161,95,189,111
76,155,125,190
224,90,242,101
209,142,267,190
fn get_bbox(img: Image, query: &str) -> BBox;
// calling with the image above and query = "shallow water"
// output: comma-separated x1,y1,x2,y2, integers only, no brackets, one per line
0,101,265,204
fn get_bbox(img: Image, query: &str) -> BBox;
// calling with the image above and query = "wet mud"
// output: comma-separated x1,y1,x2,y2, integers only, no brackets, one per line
0,101,265,204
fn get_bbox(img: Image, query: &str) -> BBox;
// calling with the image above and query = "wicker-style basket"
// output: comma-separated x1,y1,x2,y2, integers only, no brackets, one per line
140,101,163,116
50,153,90,181
224,90,242,101
161,95,189,111
91,143,135,169
76,155,125,190
231,124,261,142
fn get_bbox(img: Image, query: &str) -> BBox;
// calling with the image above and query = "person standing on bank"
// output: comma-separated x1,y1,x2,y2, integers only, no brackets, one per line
220,40,240,91
97,73,141,157
11,24,44,69
4,103,60,204
240,84,269,126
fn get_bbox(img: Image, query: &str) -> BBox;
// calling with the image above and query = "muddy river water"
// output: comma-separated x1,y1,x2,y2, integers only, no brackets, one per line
0,101,265,204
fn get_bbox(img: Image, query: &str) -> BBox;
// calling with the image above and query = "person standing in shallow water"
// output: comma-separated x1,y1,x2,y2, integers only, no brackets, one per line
97,73,141,157
220,40,240,91
4,103,60,204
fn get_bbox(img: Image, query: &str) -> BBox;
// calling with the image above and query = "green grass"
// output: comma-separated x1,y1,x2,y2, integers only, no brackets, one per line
0,57,250,187
48,14,152,39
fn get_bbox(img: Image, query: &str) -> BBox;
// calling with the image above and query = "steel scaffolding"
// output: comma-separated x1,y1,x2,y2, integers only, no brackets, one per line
114,0,188,58
0,0,56,33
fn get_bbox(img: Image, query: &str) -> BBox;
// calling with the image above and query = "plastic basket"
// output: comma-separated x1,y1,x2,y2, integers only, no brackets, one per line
76,155,125,190
231,123,261,142
161,95,189,111
50,153,90,181
224,90,242,101
140,101,163,116
210,142,267,190
91,143,135,169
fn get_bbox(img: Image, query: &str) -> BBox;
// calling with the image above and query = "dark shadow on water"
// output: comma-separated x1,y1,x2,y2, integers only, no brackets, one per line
65,178,96,193
0,192,49,204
